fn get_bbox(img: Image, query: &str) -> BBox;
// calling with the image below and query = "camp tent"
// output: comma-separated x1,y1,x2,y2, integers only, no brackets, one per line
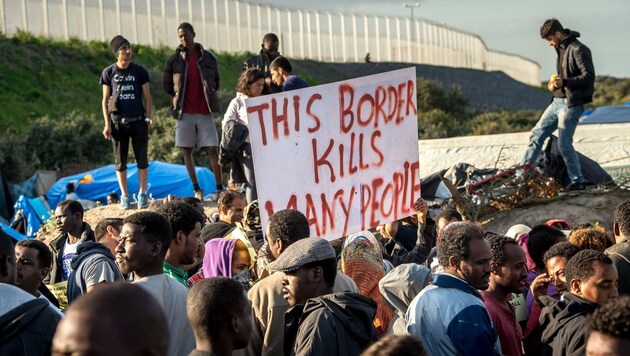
47,161,217,209
9,196,51,238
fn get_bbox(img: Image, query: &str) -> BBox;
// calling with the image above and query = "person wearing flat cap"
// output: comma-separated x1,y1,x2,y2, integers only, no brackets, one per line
272,237,379,356
99,35,153,210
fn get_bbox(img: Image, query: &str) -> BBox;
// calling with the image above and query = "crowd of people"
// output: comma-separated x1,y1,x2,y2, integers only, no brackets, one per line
1,193,630,355
99,21,309,209
0,17,624,356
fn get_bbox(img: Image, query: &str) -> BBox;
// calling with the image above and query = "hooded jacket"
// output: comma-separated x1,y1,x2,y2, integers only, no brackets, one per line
538,292,597,356
284,292,379,356
163,43,221,118
46,222,95,284
66,241,124,303
379,263,431,335
555,30,595,107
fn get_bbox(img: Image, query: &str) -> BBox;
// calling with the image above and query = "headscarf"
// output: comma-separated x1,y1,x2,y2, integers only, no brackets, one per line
203,238,237,278
341,237,393,335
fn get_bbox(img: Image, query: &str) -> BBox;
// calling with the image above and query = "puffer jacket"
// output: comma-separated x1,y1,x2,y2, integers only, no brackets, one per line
163,43,221,118
284,292,379,356
556,30,595,107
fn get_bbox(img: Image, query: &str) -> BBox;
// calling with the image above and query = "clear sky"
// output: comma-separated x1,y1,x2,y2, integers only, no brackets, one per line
260,0,630,80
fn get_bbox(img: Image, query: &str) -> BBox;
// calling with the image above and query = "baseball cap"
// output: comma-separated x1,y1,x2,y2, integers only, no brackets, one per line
269,237,335,273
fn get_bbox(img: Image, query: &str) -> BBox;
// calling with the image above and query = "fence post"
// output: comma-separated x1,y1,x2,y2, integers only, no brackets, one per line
235,1,242,51
363,15,369,59
115,0,120,35
213,0,219,49
42,0,49,37
375,16,381,62
131,0,138,43
81,0,87,40
63,0,69,39
327,12,333,61
316,11,322,61
0,0,5,35
147,0,153,46
225,0,231,52
20,0,27,32
340,14,346,62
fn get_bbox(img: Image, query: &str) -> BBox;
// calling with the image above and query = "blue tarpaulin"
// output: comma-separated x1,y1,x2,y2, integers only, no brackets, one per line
46,161,217,209
10,196,51,238
0,221,28,241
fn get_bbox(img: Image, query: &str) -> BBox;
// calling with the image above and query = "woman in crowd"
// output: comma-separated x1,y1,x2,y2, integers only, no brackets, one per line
221,69,265,203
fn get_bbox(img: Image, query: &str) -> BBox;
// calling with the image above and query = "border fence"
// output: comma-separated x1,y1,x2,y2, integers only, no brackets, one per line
1,0,540,85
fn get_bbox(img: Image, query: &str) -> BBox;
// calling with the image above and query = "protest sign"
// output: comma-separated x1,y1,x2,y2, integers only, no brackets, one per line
246,67,420,240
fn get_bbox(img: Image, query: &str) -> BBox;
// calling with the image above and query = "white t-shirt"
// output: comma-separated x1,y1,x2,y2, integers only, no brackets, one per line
61,240,80,281
134,274,195,356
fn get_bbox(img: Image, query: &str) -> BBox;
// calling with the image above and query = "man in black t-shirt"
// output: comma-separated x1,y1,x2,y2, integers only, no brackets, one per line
100,35,153,209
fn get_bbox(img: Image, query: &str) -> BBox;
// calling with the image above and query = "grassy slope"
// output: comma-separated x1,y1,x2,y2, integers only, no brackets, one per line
0,33,256,131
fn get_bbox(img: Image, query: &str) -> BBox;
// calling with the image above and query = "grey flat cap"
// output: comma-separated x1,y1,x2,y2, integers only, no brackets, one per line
269,237,335,273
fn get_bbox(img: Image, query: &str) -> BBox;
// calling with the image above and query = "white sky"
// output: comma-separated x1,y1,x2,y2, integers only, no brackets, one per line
259,0,630,80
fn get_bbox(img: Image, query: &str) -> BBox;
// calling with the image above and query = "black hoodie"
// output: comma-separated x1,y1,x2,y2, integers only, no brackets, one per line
284,292,379,356
538,292,598,356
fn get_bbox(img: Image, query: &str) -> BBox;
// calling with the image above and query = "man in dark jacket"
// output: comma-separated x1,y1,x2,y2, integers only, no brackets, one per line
164,22,223,201
538,250,618,356
243,33,282,94
270,237,378,356
521,18,595,191
46,200,95,284
607,200,630,295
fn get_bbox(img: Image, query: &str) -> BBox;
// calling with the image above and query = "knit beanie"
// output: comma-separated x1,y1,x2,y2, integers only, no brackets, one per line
109,35,130,56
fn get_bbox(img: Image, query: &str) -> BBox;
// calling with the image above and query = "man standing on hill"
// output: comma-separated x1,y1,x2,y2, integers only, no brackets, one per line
164,22,223,201
100,35,152,209
243,33,282,94
521,18,594,191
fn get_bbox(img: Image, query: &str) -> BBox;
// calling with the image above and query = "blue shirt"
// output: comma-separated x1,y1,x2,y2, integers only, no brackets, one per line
283,74,309,92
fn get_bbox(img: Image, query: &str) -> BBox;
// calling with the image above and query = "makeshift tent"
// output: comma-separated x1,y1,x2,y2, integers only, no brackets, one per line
579,106,630,125
10,196,51,238
0,170,58,221
47,161,217,209
0,222,28,241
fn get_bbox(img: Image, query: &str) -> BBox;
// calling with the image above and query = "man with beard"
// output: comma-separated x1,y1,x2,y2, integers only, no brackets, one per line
520,18,594,191
483,234,528,356
46,200,95,284
524,241,582,354
115,211,195,356
406,222,501,355
537,250,618,355
156,201,206,287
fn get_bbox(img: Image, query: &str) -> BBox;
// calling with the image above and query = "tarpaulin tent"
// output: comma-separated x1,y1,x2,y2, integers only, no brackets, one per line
0,221,28,241
46,161,217,209
10,196,51,238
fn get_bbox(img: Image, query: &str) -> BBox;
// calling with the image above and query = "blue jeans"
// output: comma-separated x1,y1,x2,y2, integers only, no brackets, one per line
521,97,584,184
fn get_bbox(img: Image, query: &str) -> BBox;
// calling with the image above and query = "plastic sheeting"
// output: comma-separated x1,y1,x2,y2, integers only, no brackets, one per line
46,161,217,209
